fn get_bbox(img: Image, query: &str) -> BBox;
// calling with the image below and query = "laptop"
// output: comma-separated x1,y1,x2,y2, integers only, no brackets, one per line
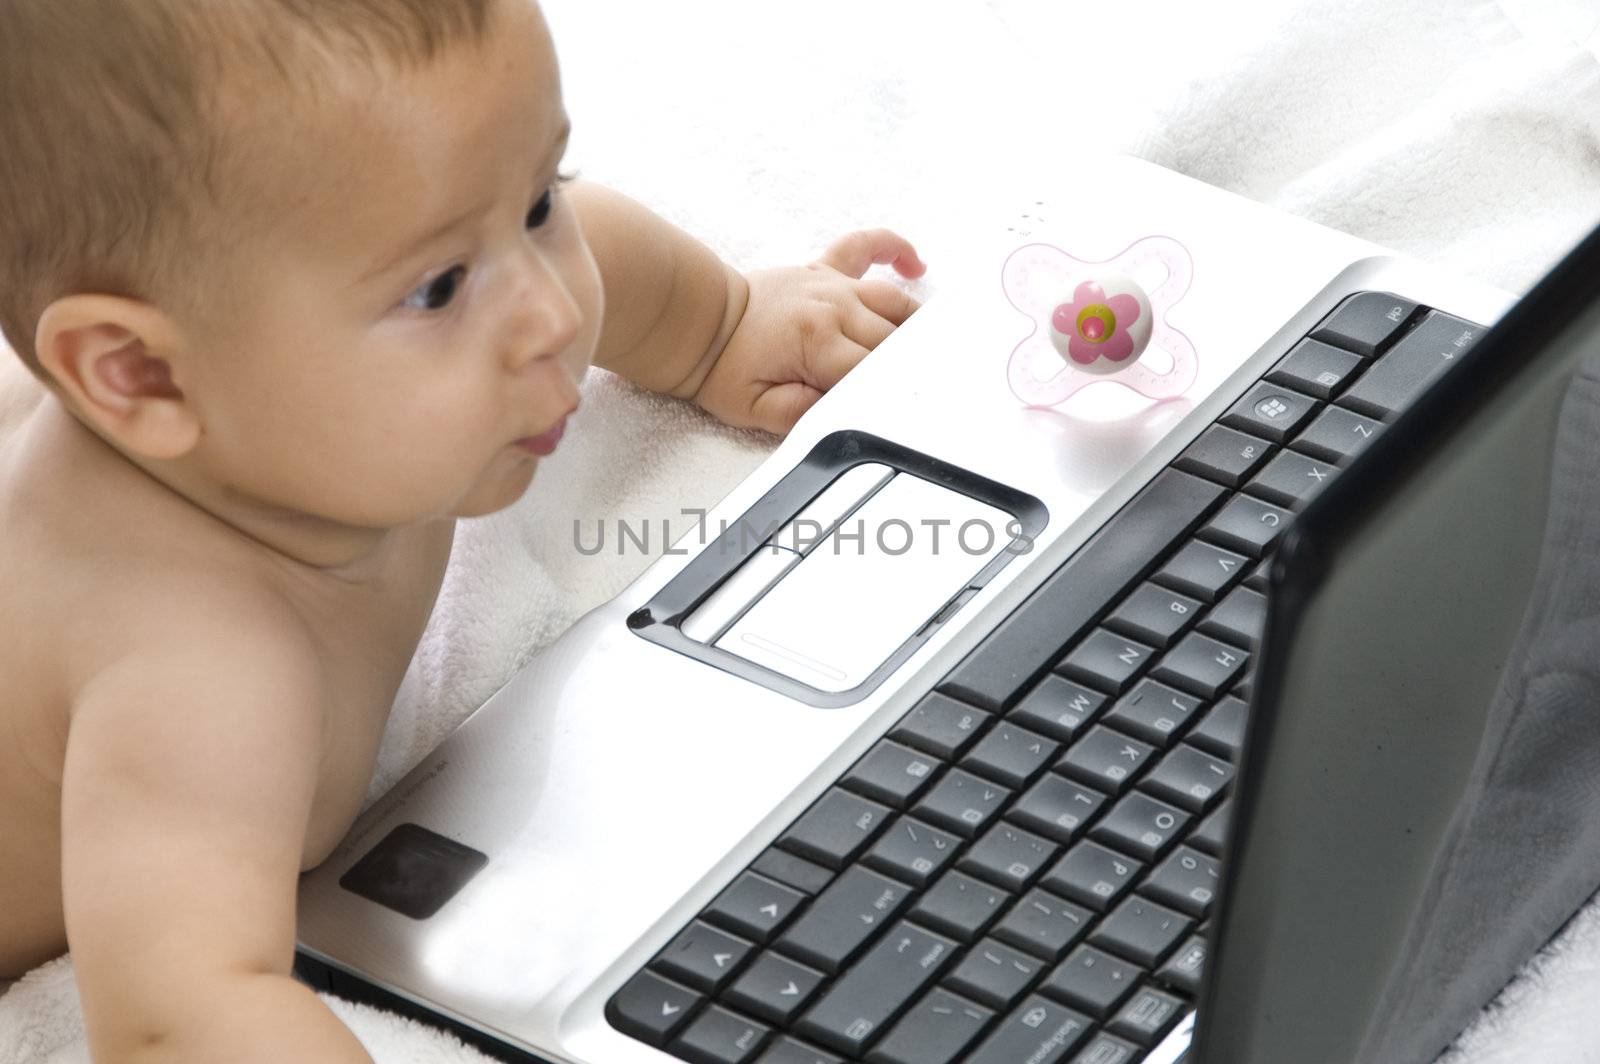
293,155,1597,1063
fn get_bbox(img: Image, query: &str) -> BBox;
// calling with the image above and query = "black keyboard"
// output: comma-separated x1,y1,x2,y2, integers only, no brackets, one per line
606,292,1483,1064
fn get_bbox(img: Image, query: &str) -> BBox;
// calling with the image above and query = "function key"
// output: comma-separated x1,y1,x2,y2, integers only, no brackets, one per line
1310,291,1419,356
1221,381,1321,444
1173,425,1275,488
1294,405,1384,464
1266,338,1364,399
965,995,1092,1064
1067,1034,1142,1063
1107,985,1186,1047
1156,935,1209,996
672,1004,773,1064
607,969,704,1046
1340,309,1483,420
891,692,992,760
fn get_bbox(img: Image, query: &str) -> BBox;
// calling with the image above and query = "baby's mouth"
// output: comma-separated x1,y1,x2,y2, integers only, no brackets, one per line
514,415,568,456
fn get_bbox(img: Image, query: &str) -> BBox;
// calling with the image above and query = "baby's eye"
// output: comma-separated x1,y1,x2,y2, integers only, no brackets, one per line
402,265,467,312
525,187,555,230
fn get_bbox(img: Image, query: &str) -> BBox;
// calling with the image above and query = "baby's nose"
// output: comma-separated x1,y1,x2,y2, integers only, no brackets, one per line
504,254,583,372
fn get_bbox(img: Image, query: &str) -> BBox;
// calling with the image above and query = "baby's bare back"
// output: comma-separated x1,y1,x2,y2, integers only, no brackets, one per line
0,368,453,979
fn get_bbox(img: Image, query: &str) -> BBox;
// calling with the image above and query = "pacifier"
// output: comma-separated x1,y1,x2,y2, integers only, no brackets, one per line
1003,236,1197,407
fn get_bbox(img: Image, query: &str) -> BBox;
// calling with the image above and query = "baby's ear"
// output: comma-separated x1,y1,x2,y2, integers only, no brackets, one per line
34,294,201,460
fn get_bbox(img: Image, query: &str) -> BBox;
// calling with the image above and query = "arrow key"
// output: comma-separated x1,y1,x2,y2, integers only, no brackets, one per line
605,969,703,1047
705,872,808,944
726,950,827,1025
656,920,756,994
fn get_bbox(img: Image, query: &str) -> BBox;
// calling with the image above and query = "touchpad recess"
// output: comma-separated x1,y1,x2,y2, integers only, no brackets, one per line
628,430,1047,706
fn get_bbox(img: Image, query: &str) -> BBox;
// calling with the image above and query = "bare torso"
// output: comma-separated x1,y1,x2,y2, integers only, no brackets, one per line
0,359,454,977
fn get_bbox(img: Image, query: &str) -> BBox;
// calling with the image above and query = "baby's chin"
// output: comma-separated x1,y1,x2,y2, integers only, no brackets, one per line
447,454,543,520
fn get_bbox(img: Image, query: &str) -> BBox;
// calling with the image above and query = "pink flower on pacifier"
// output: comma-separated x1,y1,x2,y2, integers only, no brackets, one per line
1051,281,1143,367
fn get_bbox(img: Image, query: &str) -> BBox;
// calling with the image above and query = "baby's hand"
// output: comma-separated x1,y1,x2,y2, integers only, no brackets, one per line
688,230,926,436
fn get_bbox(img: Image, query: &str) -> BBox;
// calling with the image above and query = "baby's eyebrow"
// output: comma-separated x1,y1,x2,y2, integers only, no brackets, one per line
352,116,573,288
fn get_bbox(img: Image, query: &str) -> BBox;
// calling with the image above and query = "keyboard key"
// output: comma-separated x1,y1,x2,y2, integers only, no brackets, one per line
1247,449,1336,509
1100,679,1202,748
1152,540,1248,603
1090,897,1193,967
1008,675,1106,744
911,870,1010,942
726,952,826,1025
960,823,1060,892
842,740,942,808
755,1038,842,1064
1055,628,1154,694
1188,696,1248,760
1156,935,1208,996
1056,726,1154,794
656,921,755,994
1108,986,1186,1047
1172,424,1274,488
1201,493,1290,558
1141,745,1233,815
890,693,992,760
964,722,1060,789
992,888,1094,962
946,937,1047,1009
673,1004,772,1064
751,849,834,897
1043,841,1142,912
1190,800,1234,857
1341,310,1481,419
795,921,956,1057
776,866,912,973
1151,633,1250,700
607,970,703,1046
1091,792,1191,862
864,816,962,888
1067,1033,1142,1064
965,995,1093,1064
1245,558,1272,591
1199,586,1267,650
940,470,1224,711
914,768,1012,839
865,988,993,1064
705,874,808,945
1295,404,1384,464
1220,381,1320,444
779,788,892,870
1309,291,1417,356
1010,774,1107,845
1266,337,1364,399
1142,846,1222,919
1040,944,1141,1019
1103,583,1202,649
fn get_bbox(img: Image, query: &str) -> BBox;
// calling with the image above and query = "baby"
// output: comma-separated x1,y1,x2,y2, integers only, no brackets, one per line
0,0,923,1059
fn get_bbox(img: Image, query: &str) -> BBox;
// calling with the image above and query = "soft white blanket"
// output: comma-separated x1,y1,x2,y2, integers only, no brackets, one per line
6,0,1600,1060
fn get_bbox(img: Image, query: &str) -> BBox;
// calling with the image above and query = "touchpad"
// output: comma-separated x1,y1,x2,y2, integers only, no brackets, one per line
714,472,1014,691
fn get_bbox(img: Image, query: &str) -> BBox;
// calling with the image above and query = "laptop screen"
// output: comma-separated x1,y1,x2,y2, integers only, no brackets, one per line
1198,224,1600,1064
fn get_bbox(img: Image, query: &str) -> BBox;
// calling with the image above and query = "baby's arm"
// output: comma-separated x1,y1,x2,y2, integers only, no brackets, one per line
59,598,371,1064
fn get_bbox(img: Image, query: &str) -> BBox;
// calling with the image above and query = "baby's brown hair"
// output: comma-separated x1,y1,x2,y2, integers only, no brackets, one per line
0,0,494,376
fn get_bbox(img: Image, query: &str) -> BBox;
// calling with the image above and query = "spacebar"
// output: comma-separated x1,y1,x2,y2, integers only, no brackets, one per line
938,469,1225,712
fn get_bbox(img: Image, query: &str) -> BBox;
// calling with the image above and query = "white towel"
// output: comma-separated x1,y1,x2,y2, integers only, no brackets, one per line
6,1,1600,1061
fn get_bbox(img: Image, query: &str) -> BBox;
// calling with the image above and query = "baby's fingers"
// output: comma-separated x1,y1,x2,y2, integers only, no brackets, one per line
818,228,926,280
856,278,921,328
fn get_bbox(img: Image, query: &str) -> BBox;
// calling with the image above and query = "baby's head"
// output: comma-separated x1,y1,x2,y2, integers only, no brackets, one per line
0,0,600,532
